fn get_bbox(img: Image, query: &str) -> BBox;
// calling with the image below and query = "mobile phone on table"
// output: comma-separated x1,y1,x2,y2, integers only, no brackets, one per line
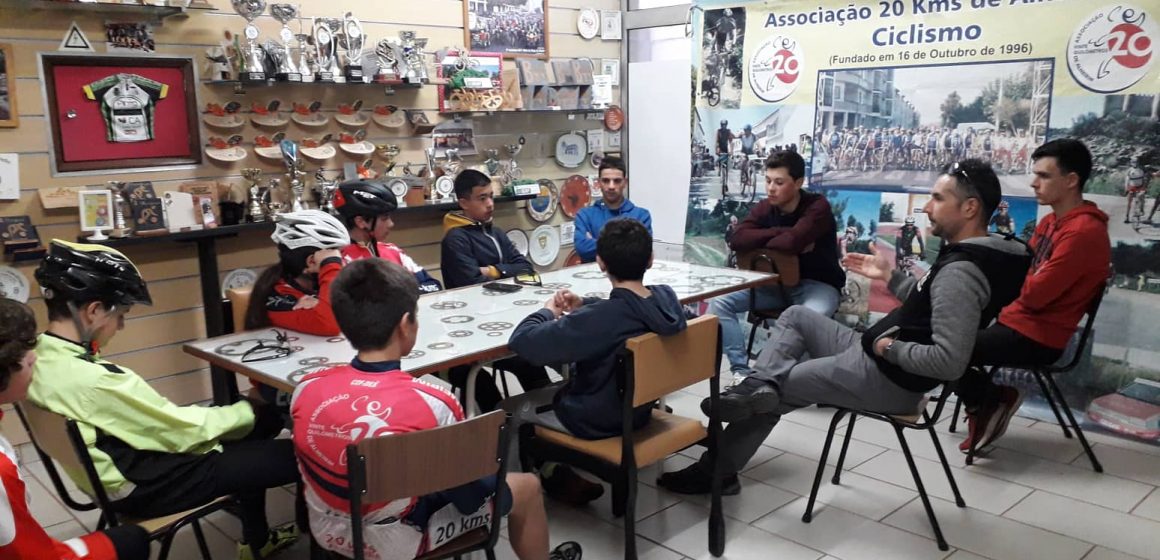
483,282,523,293
515,272,543,286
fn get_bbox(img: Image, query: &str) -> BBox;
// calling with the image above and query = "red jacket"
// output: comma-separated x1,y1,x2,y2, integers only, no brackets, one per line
266,257,343,336
999,202,1110,349
1,416,118,560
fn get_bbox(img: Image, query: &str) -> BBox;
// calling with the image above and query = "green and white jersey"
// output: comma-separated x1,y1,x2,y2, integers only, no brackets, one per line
83,73,168,143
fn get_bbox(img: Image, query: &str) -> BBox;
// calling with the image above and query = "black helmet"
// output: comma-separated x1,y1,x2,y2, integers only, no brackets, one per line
35,240,152,307
333,180,397,222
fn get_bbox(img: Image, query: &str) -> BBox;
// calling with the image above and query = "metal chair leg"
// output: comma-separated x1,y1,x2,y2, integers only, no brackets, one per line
895,424,949,551
1033,371,1073,439
1043,373,1103,473
745,320,761,359
832,414,857,485
924,412,965,507
623,468,639,560
157,530,177,560
192,520,213,560
803,410,845,523
948,398,962,433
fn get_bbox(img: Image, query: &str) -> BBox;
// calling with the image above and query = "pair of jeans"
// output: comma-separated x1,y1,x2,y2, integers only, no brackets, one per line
709,279,840,372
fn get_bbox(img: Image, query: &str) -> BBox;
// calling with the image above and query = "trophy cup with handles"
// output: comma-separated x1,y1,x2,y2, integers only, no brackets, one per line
312,17,337,82
231,0,268,82
280,139,307,213
242,168,267,222
340,12,366,83
269,4,302,82
373,39,400,84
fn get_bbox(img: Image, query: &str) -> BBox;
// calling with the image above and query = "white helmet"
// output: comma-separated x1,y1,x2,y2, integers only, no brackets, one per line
905,216,916,225
272,210,350,250
723,8,733,16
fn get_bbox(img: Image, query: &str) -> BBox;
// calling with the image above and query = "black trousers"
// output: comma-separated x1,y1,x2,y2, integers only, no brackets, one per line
450,358,552,412
111,404,299,547
104,524,150,560
959,323,1063,410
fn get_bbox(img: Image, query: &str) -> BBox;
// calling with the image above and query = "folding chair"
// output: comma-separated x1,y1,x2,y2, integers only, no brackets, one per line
345,410,510,560
803,385,964,551
951,285,1106,472
518,315,726,559
735,249,799,357
15,401,232,560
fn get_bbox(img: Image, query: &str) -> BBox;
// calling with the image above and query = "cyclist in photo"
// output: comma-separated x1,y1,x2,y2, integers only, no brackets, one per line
711,8,736,56
738,124,758,188
1125,159,1149,224
716,120,735,194
896,215,925,270
990,200,1015,235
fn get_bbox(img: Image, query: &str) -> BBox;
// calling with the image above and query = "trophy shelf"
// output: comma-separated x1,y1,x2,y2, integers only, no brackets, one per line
0,0,215,19
440,108,607,117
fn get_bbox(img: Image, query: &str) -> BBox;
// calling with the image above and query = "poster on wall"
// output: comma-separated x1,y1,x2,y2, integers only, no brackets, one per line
688,0,1160,447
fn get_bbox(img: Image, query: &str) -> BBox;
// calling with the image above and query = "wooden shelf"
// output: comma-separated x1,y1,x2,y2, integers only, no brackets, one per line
0,0,214,19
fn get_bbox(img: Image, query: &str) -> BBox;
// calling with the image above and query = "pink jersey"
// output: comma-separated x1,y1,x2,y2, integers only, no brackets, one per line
341,242,421,273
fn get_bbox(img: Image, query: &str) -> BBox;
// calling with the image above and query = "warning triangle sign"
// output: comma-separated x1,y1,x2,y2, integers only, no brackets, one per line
59,22,94,52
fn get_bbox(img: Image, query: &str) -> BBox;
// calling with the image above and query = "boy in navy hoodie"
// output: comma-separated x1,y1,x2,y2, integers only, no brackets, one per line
509,219,687,502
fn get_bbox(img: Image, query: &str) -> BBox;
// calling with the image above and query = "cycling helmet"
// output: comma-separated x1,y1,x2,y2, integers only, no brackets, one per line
845,226,857,235
333,180,398,222
743,124,752,132
272,210,350,251
723,8,732,16
1128,167,1147,182
998,200,1009,210
905,216,916,225
36,240,152,307
720,119,728,127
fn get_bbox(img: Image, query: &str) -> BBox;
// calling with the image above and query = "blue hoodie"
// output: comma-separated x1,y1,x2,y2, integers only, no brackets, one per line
573,200,653,263
509,285,686,439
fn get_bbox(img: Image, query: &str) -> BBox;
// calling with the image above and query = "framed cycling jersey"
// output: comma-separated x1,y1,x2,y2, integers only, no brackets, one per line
39,53,201,175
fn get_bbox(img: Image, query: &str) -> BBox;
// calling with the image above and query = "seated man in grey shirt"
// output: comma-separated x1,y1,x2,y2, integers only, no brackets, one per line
659,159,1032,495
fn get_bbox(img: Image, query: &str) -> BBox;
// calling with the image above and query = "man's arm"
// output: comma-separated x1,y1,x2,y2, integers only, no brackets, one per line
638,208,653,235
764,195,834,254
495,230,534,277
730,200,784,250
572,209,598,262
1015,228,1106,313
886,269,918,301
881,261,991,380
441,232,490,288
509,306,612,366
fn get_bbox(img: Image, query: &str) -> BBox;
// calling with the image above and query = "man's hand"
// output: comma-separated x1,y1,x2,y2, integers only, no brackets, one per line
874,337,894,357
552,289,584,313
480,266,498,279
544,296,566,318
305,248,342,273
293,295,320,310
842,243,891,282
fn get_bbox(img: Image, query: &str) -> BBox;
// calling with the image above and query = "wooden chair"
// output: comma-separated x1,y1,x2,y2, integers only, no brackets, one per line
226,285,253,333
735,249,800,357
518,315,726,559
804,384,964,551
344,410,510,560
14,401,232,560
950,284,1107,472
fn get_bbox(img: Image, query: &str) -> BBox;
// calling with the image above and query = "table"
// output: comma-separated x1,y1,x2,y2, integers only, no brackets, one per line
184,260,778,401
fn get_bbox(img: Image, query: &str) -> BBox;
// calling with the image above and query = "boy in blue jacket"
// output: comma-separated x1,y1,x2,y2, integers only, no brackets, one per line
573,156,653,263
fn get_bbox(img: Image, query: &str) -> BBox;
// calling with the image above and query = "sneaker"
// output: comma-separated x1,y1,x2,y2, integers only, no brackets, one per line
656,463,741,496
701,376,780,423
979,387,1023,449
237,523,299,560
959,410,980,454
542,465,604,506
960,395,1005,456
549,541,583,560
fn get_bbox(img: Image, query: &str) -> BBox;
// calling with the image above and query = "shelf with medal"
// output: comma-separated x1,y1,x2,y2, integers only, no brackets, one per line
0,0,215,18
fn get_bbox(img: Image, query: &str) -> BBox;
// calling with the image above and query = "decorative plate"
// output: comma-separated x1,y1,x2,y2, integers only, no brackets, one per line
560,175,592,218
205,145,248,162
386,178,409,198
222,268,258,296
577,8,600,39
564,250,584,267
291,101,330,127
529,225,561,266
338,141,376,156
604,105,624,131
0,266,30,303
507,229,530,256
250,100,289,128
527,179,559,223
372,105,407,128
203,102,245,129
554,132,588,169
254,145,284,160
335,100,369,127
434,175,456,198
300,144,336,161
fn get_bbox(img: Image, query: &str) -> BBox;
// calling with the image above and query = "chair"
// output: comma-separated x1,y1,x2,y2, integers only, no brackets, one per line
803,385,964,551
950,285,1106,472
518,315,726,559
344,410,510,560
226,285,253,333
14,401,231,560
735,249,799,358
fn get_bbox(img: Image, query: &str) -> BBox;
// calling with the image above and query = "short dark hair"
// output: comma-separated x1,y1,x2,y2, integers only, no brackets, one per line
1032,138,1093,191
942,159,1002,225
330,259,419,351
454,169,492,200
598,155,627,177
45,294,116,322
0,299,36,392
597,219,652,281
765,150,806,180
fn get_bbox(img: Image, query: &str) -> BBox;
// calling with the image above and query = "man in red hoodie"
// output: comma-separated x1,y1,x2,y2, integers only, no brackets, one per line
960,138,1110,452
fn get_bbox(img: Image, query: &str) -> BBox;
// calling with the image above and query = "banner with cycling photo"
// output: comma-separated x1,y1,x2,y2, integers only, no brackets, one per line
697,7,746,109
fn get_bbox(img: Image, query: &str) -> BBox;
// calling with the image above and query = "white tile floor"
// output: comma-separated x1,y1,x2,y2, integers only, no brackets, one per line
13,374,1160,560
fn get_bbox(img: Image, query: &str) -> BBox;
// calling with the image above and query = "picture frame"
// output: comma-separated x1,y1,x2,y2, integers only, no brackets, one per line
78,189,114,240
0,43,17,128
39,52,202,176
464,0,550,59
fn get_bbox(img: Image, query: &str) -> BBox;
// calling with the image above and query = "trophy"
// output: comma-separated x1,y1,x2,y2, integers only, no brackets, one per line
312,17,338,82
269,4,302,82
398,31,429,84
373,39,400,84
231,0,268,82
242,168,268,222
264,40,296,83
377,144,400,175
295,31,315,82
324,18,346,83
314,169,339,214
340,12,365,83
483,148,500,176
280,139,307,212
107,181,129,237
266,179,284,214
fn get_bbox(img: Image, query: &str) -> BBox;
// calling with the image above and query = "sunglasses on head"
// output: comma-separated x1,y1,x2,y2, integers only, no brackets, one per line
949,161,972,185
241,329,295,363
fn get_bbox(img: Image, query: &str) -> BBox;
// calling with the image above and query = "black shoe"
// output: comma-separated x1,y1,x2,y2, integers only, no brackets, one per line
656,463,740,496
702,377,780,423
542,465,605,506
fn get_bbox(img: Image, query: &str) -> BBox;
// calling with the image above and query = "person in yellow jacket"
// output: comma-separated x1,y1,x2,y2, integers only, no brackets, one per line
26,240,299,560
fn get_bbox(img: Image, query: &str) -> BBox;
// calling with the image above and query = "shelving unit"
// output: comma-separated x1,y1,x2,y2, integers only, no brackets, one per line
0,0,214,19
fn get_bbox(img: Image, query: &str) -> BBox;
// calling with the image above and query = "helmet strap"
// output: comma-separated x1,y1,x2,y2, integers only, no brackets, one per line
367,216,380,258
66,301,99,356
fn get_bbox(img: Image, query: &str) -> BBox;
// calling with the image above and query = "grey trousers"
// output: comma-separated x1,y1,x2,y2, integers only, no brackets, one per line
698,306,926,475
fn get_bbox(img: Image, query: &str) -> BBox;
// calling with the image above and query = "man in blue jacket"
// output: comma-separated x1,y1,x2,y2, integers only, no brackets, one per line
573,156,652,263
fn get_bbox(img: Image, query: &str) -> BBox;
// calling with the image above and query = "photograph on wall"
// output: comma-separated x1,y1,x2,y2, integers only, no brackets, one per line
697,6,745,109
691,104,812,204
105,22,155,53
0,43,16,128
811,59,1054,194
464,0,549,59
